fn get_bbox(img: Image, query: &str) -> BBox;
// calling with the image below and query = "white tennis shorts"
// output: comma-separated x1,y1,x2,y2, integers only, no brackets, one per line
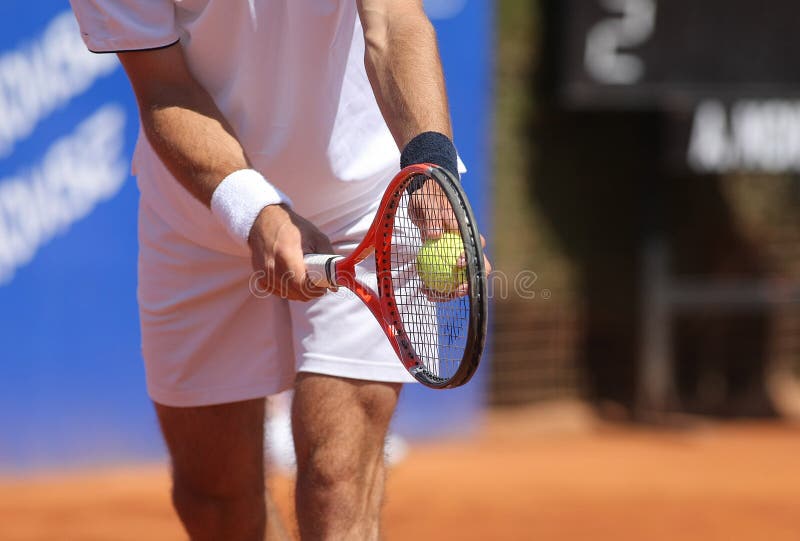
138,199,414,408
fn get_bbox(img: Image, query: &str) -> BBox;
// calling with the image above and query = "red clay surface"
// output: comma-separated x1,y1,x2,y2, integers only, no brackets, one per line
2,403,799,541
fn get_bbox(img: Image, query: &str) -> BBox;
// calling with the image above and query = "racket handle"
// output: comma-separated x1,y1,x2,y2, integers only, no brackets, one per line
304,254,344,288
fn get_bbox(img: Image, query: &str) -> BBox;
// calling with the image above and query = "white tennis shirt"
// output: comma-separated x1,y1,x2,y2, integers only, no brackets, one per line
70,0,400,253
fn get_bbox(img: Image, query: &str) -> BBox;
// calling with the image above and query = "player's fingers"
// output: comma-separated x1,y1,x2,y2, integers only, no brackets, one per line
287,265,328,301
270,250,308,300
407,197,423,226
424,220,444,241
441,210,460,234
277,262,326,301
421,285,449,302
273,226,329,301
304,263,328,288
476,235,492,274
431,207,456,240
249,269,275,298
453,251,491,275
253,270,268,291
483,254,492,275
287,277,326,301
420,280,469,302
250,256,287,298
417,218,441,242
298,278,328,300
428,283,467,301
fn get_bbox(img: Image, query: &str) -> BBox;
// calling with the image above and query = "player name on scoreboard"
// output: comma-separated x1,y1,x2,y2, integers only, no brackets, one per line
683,99,800,175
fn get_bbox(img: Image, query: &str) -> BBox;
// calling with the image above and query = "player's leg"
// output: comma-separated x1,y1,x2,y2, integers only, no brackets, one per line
287,205,413,539
138,192,296,540
155,398,287,541
292,373,401,540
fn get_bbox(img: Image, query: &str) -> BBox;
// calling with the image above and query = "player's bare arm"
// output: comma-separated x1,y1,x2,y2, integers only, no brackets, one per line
357,0,451,148
358,0,491,273
117,44,332,301
358,0,456,240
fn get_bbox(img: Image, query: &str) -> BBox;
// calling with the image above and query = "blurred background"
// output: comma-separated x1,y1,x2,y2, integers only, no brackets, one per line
493,0,800,422
2,1,800,540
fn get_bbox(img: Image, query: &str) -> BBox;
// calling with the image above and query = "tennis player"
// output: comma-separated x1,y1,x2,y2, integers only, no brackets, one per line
69,1,465,539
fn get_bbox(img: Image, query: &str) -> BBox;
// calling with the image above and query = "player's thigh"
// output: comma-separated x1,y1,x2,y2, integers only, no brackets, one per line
291,373,401,462
154,398,266,495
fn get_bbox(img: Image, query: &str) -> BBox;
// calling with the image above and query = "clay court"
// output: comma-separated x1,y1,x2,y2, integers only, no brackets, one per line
2,403,799,541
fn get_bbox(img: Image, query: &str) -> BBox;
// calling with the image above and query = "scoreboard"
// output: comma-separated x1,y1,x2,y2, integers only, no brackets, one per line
552,0,800,173
555,0,800,110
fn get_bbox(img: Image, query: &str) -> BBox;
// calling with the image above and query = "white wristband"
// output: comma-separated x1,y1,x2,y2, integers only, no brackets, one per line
210,169,292,244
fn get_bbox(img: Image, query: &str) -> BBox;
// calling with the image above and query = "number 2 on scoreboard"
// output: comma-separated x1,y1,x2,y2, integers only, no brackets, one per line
584,0,657,85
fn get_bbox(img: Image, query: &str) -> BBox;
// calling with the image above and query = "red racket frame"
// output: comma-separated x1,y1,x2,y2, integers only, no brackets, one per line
330,164,432,373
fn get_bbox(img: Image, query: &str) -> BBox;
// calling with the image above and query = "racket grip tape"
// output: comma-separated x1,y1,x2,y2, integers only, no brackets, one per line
303,254,343,288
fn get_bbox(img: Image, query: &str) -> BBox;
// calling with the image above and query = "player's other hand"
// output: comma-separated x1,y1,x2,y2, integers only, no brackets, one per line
407,177,460,241
408,178,493,284
248,204,333,301
420,233,492,302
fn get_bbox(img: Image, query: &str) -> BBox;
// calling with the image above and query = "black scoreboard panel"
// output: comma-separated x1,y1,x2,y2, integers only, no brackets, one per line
556,0,800,109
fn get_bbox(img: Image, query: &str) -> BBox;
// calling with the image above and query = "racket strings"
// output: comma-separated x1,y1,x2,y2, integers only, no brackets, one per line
388,174,471,382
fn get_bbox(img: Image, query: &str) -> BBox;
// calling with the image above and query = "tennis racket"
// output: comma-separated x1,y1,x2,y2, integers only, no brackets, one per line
304,164,487,389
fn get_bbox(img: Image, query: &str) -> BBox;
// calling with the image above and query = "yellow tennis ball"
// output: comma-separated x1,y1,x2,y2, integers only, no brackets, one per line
416,232,466,293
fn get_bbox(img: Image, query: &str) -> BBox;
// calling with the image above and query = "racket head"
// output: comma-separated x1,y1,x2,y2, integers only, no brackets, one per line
372,164,488,389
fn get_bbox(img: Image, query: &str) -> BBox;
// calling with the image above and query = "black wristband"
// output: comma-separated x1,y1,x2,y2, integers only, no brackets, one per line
400,131,458,192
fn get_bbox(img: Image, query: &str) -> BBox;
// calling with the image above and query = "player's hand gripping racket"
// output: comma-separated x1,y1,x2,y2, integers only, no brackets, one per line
304,164,488,389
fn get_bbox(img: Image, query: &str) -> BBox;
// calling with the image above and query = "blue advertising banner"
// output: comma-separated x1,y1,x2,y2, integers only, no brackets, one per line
0,2,161,470
393,0,493,438
0,1,492,470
